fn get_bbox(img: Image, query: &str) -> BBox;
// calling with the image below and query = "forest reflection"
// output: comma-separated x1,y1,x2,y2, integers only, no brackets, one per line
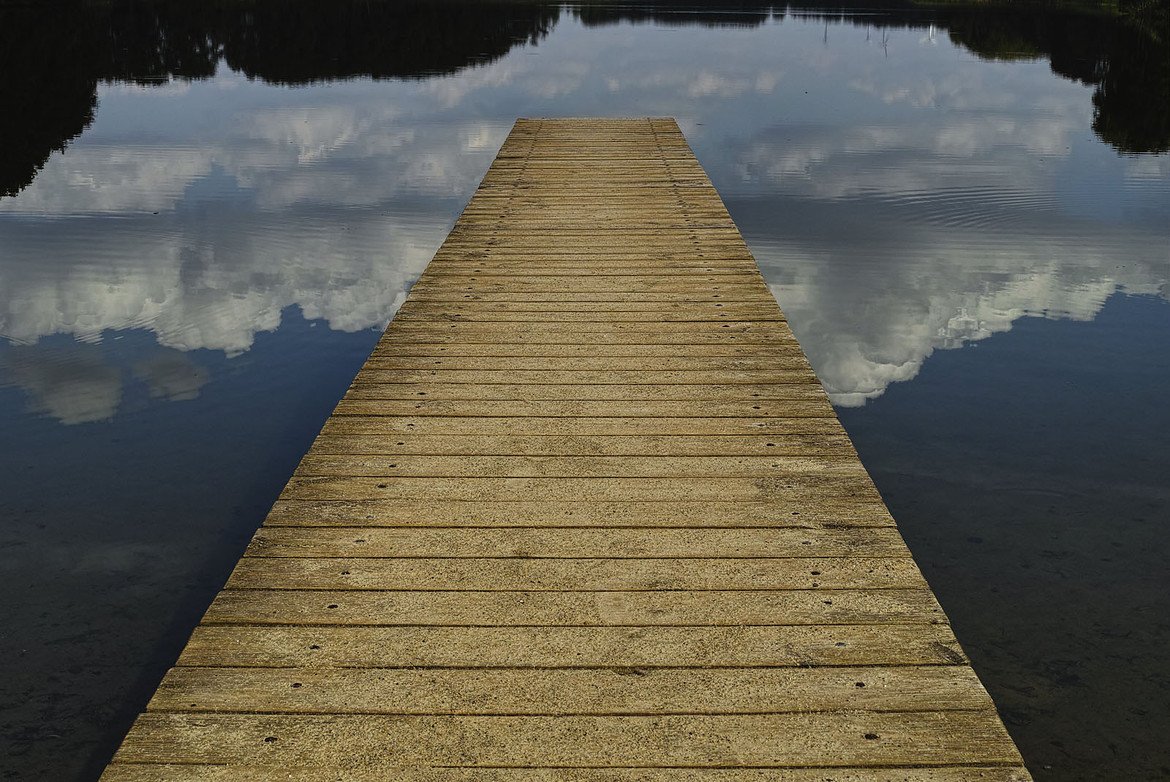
0,0,561,196
1,0,1167,198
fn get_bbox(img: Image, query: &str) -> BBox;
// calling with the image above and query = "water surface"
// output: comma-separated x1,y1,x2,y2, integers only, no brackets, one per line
1,2,1167,779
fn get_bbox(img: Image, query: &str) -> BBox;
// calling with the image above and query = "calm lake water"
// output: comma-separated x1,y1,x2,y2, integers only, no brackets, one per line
1,2,1168,779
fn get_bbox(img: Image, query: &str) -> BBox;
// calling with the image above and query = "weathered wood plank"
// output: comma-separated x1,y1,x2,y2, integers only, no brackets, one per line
103,766,1032,781
341,385,831,402
358,356,806,371
384,320,782,332
276,475,883,502
225,557,922,591
404,284,773,299
150,665,991,715
262,499,895,528
202,588,943,626
108,711,1021,767
343,376,823,392
395,301,780,313
391,309,782,322
421,259,767,269
375,331,794,345
245,527,909,558
331,399,834,418
404,292,778,303
372,344,802,356
420,265,763,274
306,433,857,457
319,415,846,436
174,623,966,668
291,455,868,479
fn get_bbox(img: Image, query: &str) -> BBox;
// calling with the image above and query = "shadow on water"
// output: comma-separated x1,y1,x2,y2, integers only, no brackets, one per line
1,0,1168,197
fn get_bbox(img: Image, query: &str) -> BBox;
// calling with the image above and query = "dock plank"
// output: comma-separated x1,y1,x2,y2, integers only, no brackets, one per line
262,499,896,528
150,665,991,714
174,623,967,668
224,556,923,591
305,433,858,456
101,118,1029,780
104,767,1031,782
108,712,1022,768
244,526,911,557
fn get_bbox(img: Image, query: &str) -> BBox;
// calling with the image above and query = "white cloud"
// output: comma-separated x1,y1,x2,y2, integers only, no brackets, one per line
688,71,752,98
1,345,123,423
730,89,1167,405
0,212,443,356
132,352,210,402
0,90,507,361
0,147,212,215
1,15,1165,422
758,227,1168,406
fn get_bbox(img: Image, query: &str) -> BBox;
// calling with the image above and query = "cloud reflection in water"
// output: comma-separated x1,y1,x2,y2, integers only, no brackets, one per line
730,119,1168,405
0,7,1168,780
0,77,515,421
0,11,1166,426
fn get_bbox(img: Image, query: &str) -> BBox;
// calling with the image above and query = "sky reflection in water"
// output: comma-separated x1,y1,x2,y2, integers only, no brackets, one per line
0,3,1168,780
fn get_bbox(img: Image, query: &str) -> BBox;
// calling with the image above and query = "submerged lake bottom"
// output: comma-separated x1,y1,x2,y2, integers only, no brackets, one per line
840,294,1170,779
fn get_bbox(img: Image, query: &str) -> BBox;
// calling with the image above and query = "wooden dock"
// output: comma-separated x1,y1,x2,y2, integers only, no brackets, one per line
101,118,1031,780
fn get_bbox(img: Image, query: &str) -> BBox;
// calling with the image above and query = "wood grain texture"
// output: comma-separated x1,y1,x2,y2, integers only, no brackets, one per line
109,712,1023,767
104,767,1031,782
244,526,912,557
100,118,1029,780
174,624,969,668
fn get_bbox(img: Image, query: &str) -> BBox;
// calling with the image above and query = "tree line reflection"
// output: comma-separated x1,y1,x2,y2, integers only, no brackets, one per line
0,0,562,196
0,0,1166,198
